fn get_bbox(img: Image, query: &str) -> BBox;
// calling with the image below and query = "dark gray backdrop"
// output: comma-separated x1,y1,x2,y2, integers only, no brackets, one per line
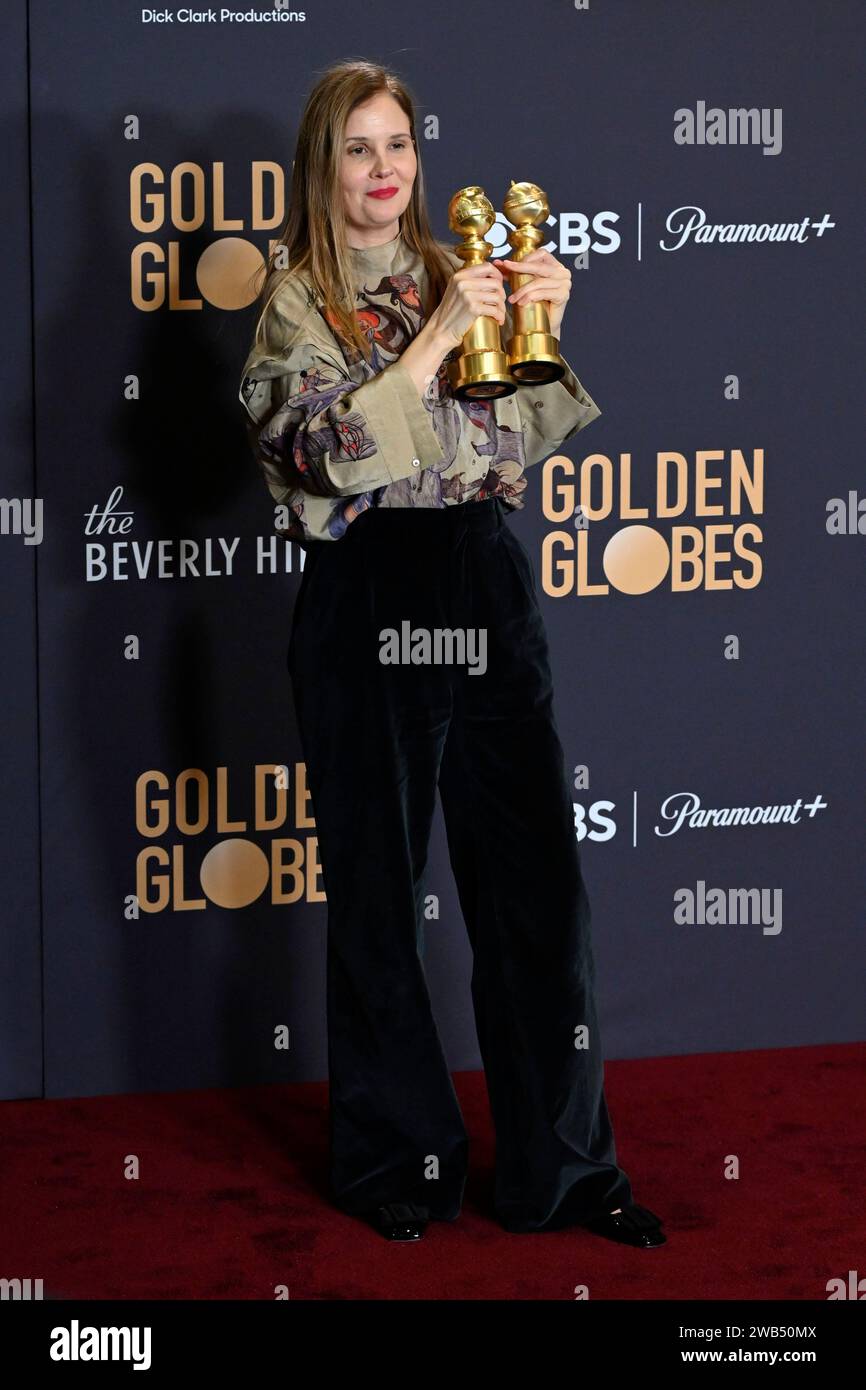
2,0,863,1099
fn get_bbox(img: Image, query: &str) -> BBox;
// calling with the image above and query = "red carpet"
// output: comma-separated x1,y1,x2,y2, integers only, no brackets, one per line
2,1043,863,1300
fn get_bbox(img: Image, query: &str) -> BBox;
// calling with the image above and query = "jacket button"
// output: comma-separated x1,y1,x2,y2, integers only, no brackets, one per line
411,457,421,467
534,401,544,409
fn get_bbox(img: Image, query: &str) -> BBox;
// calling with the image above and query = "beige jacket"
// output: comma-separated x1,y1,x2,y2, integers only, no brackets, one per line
238,229,601,544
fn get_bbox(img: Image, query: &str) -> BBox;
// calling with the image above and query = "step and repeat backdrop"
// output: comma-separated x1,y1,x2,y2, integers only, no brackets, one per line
2,0,863,1099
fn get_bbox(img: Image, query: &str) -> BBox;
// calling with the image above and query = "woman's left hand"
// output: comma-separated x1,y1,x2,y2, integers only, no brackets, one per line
492,249,572,339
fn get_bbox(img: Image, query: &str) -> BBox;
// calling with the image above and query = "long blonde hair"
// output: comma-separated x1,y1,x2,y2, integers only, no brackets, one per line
249,58,454,362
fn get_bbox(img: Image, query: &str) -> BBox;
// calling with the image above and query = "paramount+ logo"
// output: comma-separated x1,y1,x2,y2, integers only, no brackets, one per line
132,766,324,913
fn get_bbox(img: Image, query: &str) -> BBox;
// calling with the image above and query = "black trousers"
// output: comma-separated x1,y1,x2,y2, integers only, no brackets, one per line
287,495,634,1232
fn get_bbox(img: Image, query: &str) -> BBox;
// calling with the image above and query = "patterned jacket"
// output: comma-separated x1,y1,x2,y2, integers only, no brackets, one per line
238,229,601,545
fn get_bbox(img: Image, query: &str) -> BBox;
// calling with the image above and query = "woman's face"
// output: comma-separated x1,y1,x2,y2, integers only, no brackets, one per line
339,92,417,246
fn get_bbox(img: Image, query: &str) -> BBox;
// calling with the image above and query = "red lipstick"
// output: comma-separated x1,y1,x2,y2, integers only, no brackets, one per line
367,187,398,199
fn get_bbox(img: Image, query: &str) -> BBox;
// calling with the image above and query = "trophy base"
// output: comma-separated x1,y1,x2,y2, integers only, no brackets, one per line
507,331,566,385
447,349,517,400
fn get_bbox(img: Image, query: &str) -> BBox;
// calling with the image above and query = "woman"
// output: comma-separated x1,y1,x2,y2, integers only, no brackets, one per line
239,59,665,1249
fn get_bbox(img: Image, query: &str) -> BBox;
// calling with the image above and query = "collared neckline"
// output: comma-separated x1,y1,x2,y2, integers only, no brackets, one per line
347,228,416,277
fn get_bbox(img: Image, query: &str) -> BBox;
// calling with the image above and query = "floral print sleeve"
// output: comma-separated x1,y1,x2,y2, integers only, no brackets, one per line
240,310,444,502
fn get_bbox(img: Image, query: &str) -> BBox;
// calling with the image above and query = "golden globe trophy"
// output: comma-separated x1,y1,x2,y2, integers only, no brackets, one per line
501,180,566,384
446,186,517,400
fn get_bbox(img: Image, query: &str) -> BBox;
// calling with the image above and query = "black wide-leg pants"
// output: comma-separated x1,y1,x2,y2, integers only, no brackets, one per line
287,495,634,1232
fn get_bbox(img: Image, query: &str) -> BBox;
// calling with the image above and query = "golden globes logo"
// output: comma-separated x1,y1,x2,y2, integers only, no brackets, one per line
129,161,289,310
133,765,323,913
540,447,764,595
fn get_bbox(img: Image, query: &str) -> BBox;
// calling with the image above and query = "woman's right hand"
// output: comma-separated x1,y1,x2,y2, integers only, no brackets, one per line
428,263,507,350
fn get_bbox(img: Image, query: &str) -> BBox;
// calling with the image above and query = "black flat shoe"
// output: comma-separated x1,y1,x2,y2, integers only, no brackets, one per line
363,1201,429,1241
581,1202,667,1248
